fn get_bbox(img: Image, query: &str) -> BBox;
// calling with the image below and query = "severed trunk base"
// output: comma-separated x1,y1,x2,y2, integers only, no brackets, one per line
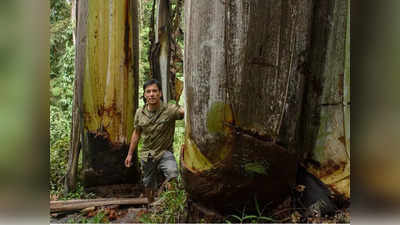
181,133,298,214
82,132,141,188
85,183,144,198
185,199,223,223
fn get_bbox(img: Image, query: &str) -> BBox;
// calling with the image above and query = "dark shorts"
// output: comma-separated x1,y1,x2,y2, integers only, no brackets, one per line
141,151,178,190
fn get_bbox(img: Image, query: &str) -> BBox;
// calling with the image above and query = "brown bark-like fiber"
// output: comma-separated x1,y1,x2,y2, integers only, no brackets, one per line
301,0,350,198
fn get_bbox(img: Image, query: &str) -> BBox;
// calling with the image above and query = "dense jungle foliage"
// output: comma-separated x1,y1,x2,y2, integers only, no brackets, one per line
50,0,75,195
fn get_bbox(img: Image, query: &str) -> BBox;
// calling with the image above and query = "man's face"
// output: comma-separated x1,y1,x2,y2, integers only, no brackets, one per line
144,83,162,105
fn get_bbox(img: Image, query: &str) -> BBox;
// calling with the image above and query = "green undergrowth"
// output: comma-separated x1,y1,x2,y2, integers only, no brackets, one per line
50,182,96,201
224,197,276,224
139,185,278,223
139,177,187,223
67,211,109,224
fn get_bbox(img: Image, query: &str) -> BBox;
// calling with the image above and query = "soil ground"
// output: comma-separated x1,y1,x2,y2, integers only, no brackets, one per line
50,184,350,223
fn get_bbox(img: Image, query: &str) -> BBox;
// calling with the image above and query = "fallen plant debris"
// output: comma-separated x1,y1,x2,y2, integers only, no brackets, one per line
50,187,350,224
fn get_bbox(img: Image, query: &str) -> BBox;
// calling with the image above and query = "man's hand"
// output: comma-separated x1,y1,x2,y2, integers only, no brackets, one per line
125,128,141,168
178,106,184,118
125,154,132,168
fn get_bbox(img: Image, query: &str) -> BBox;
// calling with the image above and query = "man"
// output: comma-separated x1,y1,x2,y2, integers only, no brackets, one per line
124,79,184,202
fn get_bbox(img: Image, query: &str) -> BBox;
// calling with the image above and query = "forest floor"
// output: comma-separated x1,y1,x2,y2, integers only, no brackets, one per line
50,206,148,224
50,183,350,224
49,199,350,224
50,184,148,224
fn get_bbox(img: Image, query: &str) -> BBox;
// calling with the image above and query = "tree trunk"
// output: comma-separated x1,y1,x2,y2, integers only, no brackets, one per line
148,0,156,80
71,0,76,46
64,0,81,193
182,0,313,212
148,0,184,102
64,61,81,193
169,0,184,103
301,0,350,199
75,0,141,188
149,0,171,101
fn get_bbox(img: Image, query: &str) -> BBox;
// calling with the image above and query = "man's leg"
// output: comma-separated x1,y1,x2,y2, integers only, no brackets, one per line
145,188,155,203
141,159,158,203
157,151,179,195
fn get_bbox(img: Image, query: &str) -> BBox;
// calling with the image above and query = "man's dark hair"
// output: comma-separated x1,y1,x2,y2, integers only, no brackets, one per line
143,79,162,92
142,79,162,104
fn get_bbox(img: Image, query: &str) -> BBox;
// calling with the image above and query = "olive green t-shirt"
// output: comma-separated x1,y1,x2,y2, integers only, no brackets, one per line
134,102,183,162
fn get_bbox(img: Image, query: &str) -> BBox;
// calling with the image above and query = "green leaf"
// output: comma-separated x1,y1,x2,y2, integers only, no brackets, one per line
51,87,62,97
228,215,243,222
243,215,258,220
258,216,276,222
254,196,261,216
168,99,177,104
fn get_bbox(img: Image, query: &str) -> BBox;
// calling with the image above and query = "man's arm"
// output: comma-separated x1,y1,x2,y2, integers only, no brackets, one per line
178,106,184,118
124,128,141,168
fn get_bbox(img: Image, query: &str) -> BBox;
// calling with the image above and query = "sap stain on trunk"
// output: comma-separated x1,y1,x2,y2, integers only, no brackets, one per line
206,101,233,135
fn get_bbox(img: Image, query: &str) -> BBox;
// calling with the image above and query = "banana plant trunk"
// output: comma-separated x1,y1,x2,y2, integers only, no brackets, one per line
301,0,350,199
182,0,314,212
75,0,141,188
